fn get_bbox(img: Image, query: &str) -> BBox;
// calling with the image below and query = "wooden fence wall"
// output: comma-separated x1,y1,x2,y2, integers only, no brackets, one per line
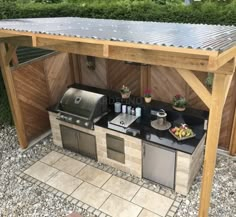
11,53,74,143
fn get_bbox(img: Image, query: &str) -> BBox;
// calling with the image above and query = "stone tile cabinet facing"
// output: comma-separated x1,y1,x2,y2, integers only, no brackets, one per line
49,111,205,196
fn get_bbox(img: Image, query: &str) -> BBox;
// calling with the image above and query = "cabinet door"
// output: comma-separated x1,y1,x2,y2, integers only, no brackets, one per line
78,131,97,160
142,142,176,189
60,125,79,153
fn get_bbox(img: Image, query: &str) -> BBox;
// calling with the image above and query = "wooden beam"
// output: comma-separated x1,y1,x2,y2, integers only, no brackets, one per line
176,69,212,109
0,36,32,47
229,108,236,156
198,73,231,217
34,37,223,73
6,44,17,65
0,43,28,149
217,47,236,70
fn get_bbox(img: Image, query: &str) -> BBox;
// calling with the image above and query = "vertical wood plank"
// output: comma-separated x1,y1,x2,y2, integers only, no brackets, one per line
198,73,230,217
0,43,28,148
140,65,149,96
229,108,236,155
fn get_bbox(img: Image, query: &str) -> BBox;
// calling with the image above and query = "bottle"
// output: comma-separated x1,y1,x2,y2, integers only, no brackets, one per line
131,108,135,116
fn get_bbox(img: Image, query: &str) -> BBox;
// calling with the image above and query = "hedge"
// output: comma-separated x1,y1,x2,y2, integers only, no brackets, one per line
0,1,235,25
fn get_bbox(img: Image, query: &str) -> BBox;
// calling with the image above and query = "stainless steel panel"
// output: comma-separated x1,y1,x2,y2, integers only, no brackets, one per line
142,142,176,189
78,131,97,160
107,148,125,164
60,125,79,153
106,133,124,153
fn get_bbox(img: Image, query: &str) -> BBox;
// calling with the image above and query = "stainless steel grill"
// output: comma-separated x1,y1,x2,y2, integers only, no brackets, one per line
57,88,107,129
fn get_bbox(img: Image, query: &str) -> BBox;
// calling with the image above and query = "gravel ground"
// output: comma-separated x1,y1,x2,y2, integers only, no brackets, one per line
0,125,235,217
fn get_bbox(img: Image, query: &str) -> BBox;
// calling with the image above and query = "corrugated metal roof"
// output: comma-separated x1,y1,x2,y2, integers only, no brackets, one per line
16,47,53,64
0,17,236,52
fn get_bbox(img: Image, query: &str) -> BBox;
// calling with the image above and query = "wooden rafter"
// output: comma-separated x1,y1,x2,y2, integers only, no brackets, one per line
176,69,212,109
0,43,27,149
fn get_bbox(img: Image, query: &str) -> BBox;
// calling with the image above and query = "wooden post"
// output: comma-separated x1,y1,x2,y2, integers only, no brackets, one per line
198,73,230,217
0,43,28,148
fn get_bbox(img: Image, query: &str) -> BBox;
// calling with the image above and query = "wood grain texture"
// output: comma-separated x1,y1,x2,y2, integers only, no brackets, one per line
199,74,228,217
80,56,107,89
219,72,236,150
12,60,50,143
0,43,28,148
229,108,236,155
107,60,141,96
44,53,74,106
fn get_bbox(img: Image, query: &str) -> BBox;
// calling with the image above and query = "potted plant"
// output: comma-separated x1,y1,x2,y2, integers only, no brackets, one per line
144,89,152,103
120,85,131,99
172,94,187,111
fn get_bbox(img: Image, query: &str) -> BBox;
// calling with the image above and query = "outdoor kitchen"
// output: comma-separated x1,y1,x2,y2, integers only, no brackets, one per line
48,83,207,195
0,16,235,217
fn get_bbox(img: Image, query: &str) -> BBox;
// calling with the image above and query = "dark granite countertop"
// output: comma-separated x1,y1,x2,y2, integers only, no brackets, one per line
48,83,208,155
95,109,206,155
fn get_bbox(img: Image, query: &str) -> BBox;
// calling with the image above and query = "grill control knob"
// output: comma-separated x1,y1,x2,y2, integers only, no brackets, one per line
84,122,89,127
60,115,65,120
68,117,72,122
76,120,81,124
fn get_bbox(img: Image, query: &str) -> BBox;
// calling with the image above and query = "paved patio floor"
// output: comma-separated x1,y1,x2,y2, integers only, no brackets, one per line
22,149,181,217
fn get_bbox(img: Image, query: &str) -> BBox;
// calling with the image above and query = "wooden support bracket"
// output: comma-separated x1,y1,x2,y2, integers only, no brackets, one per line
0,43,28,149
176,69,212,109
6,44,17,65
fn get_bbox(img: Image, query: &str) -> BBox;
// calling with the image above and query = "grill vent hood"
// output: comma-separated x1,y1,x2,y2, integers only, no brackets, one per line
59,88,107,121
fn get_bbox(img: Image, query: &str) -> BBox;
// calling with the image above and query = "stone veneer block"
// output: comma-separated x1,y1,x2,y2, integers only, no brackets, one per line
175,134,206,195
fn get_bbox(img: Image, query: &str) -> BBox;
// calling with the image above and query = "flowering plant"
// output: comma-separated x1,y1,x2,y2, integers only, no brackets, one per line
120,85,130,94
172,94,187,108
144,89,152,98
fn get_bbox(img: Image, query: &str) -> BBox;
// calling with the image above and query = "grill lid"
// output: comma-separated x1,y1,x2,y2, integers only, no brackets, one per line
59,88,107,120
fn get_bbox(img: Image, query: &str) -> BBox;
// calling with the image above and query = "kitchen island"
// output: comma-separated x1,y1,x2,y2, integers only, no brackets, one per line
48,84,208,195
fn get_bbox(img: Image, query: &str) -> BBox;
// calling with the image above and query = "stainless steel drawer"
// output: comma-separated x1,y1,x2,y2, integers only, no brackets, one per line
107,148,125,164
106,133,124,153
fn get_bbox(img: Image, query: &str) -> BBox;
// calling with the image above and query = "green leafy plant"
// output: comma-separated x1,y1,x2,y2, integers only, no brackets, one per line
172,94,187,108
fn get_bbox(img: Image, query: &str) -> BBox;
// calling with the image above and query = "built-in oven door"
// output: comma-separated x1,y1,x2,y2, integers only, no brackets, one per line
77,131,97,160
60,125,79,153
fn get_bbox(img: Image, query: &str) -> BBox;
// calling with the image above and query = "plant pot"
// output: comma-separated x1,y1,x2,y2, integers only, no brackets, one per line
121,91,131,99
144,97,152,103
172,106,186,112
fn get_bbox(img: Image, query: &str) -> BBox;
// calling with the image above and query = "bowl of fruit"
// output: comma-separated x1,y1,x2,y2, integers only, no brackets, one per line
169,124,195,141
